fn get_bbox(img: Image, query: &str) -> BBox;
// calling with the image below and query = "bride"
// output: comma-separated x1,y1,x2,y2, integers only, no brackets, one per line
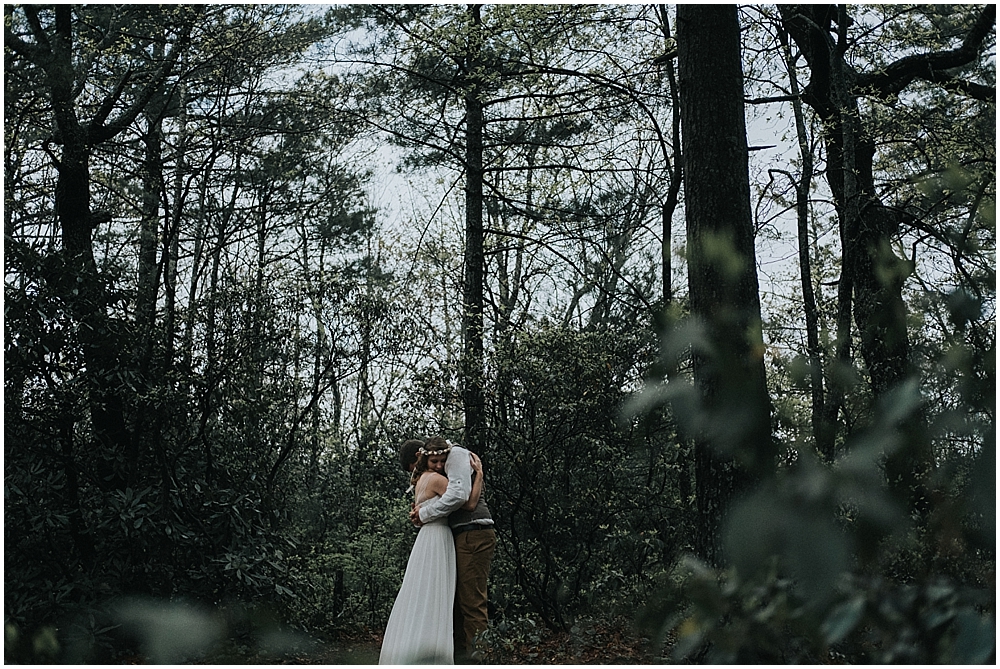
379,438,483,665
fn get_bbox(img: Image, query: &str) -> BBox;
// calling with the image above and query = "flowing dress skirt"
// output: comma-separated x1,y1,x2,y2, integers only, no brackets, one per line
379,517,456,664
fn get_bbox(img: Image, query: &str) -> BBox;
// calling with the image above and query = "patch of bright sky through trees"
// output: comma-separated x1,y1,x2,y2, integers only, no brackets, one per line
296,2,840,355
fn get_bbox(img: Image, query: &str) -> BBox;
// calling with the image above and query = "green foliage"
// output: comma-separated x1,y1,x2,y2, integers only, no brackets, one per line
637,330,995,663
642,554,994,664
283,487,414,634
4,4,372,661
486,324,682,628
4,3,995,665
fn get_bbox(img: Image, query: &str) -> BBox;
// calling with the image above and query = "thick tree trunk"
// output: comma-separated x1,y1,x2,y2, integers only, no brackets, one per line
138,116,162,374
135,114,165,491
162,83,188,372
462,3,486,452
47,7,133,491
8,5,192,491
677,4,774,566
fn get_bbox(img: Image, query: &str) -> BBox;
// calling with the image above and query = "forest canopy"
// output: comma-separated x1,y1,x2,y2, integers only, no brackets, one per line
4,4,995,664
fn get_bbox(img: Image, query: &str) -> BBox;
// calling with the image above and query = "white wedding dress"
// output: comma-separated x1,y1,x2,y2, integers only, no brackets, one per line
379,495,456,665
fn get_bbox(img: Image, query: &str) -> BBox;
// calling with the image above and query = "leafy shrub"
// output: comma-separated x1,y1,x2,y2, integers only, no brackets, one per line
638,375,995,663
642,557,994,664
486,324,683,628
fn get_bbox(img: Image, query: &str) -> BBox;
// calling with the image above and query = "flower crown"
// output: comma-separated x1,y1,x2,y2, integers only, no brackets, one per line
418,443,452,457
417,438,457,457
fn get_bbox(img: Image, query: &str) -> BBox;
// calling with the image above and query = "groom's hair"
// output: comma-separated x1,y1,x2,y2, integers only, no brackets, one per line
399,439,424,472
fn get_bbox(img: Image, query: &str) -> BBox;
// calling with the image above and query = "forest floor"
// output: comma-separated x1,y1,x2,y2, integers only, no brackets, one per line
184,618,658,665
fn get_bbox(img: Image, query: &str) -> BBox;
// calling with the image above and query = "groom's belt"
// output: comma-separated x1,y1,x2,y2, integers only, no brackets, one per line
452,523,494,536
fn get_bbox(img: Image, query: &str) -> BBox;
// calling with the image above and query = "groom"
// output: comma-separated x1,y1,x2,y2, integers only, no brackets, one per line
401,437,496,660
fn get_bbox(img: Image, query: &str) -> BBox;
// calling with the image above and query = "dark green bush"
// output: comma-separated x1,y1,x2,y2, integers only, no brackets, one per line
486,324,684,628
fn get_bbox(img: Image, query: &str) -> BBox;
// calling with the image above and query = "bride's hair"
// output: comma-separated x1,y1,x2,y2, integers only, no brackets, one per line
410,436,452,487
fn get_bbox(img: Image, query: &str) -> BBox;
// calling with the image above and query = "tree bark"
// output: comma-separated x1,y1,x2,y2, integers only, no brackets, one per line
462,3,486,452
677,4,774,566
48,6,133,490
138,115,162,374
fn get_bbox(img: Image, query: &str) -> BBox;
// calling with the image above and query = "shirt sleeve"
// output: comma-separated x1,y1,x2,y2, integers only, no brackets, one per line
418,446,472,523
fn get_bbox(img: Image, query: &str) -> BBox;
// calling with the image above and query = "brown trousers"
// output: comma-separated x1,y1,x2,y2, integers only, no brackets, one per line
453,528,496,654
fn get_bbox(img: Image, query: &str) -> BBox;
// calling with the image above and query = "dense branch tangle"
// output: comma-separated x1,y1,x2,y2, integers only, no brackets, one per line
778,3,994,515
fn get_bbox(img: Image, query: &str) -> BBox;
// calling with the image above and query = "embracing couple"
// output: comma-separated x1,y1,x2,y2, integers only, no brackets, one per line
379,436,497,665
